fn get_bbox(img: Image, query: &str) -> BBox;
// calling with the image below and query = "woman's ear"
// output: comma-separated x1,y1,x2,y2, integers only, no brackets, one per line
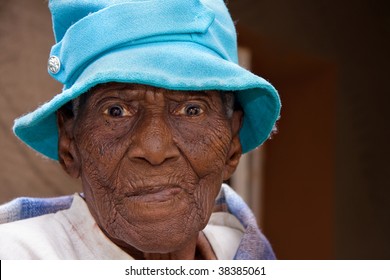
57,108,80,178
223,110,243,181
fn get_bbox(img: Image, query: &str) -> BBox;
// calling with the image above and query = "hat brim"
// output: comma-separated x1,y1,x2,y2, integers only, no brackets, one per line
14,41,280,160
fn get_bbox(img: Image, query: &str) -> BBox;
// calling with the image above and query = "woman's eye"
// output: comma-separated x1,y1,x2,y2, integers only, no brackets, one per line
178,104,204,117
104,105,131,117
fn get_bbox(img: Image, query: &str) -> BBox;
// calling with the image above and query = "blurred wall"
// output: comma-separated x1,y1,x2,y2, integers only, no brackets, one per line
0,0,389,259
0,0,81,201
228,0,390,259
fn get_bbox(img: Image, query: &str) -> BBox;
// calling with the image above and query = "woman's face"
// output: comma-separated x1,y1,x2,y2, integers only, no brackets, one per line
58,83,242,255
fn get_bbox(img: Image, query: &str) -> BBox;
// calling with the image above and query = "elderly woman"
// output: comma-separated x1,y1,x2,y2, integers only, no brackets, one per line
0,0,280,260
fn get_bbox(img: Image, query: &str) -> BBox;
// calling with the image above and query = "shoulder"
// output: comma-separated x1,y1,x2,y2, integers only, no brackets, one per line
217,184,276,260
0,194,129,260
0,195,75,259
0,212,67,259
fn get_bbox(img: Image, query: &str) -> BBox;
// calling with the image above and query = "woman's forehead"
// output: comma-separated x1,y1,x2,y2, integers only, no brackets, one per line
85,82,221,102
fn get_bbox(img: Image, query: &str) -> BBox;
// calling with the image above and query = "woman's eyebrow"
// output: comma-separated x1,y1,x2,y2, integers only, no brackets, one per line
91,88,146,102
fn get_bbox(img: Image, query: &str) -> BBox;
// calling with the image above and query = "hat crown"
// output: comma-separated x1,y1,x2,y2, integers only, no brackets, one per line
48,0,238,86
50,0,135,42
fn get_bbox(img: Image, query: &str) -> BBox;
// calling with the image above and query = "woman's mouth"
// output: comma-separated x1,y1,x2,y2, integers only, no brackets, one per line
126,186,182,203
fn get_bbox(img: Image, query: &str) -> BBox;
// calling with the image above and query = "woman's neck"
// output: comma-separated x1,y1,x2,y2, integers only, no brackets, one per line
115,232,216,260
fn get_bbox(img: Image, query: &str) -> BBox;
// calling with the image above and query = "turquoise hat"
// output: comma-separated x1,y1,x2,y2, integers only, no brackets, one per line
13,0,281,160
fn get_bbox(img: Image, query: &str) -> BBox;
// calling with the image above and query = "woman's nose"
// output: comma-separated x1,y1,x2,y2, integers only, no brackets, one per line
127,112,180,166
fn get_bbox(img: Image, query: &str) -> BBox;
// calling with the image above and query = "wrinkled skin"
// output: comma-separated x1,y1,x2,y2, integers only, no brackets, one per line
57,83,242,259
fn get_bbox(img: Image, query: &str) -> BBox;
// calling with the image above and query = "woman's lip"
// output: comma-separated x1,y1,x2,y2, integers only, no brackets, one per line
126,186,182,203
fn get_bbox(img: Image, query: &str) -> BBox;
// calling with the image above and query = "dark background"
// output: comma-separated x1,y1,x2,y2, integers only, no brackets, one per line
1,0,389,259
